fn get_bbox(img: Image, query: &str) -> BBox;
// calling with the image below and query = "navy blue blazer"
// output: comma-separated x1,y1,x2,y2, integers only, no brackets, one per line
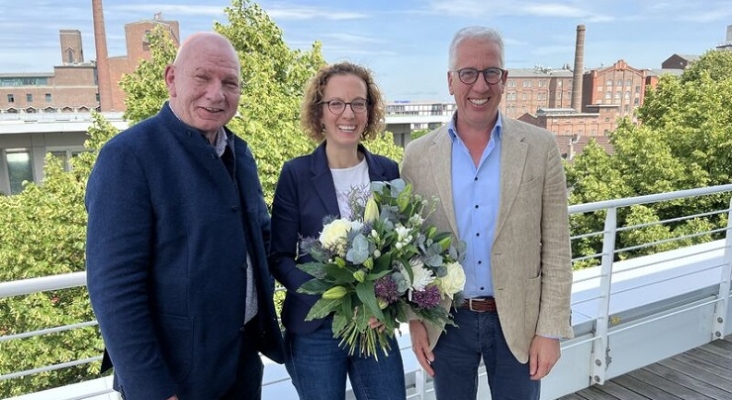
269,142,400,334
86,103,285,400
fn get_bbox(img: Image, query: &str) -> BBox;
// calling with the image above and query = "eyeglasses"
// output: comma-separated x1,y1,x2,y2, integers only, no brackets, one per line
454,67,505,85
320,99,369,114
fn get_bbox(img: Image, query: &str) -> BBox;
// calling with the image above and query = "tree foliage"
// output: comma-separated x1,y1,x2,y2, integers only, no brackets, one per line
122,0,402,204
566,50,732,267
0,115,118,397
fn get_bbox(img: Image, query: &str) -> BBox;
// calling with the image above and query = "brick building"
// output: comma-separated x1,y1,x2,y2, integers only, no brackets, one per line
0,8,179,114
500,66,575,120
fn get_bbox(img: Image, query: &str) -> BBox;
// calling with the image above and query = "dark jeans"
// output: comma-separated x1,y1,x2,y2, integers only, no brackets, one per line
285,318,406,400
432,309,540,400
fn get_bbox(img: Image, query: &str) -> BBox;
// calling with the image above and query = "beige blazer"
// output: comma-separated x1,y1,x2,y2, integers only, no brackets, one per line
401,117,574,363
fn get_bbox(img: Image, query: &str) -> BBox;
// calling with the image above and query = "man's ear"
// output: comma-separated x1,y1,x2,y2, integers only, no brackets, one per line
164,65,176,97
447,71,454,95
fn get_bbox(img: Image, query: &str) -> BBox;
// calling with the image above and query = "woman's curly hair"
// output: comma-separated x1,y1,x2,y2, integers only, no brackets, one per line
300,61,385,142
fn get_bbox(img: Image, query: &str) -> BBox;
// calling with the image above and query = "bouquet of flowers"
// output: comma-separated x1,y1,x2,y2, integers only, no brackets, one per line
297,178,466,358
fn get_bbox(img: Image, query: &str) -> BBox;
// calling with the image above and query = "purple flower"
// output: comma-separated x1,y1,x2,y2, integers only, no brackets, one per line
374,275,399,304
412,285,441,309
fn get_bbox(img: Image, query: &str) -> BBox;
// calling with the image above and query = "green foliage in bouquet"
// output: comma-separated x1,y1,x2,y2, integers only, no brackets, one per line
297,179,466,358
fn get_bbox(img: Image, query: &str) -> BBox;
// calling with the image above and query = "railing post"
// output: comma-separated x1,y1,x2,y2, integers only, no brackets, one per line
712,197,732,340
590,207,617,385
414,369,425,399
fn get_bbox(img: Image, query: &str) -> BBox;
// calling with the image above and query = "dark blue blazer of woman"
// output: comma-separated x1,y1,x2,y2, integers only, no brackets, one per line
269,142,400,334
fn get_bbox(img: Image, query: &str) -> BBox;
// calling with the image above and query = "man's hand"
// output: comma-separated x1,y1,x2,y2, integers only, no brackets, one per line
529,335,561,380
409,320,435,377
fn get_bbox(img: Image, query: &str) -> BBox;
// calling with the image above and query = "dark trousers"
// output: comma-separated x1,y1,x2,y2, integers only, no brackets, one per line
221,324,264,400
432,309,540,400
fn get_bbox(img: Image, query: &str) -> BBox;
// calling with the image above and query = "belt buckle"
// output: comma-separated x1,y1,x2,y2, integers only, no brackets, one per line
468,298,483,312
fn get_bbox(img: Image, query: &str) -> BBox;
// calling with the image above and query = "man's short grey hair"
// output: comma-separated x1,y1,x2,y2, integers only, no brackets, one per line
448,26,505,70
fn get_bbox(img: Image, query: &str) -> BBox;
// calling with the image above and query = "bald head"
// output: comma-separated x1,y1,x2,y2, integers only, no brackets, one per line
165,32,242,141
173,32,240,71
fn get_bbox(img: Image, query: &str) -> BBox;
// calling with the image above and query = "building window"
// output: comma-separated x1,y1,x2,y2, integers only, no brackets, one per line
522,93,527,100
606,80,613,86
7,94,14,103
615,91,621,99
635,85,641,93
523,80,532,88
96,93,100,102
6,150,34,195
624,91,630,99
617,80,622,86
45,93,52,102
26,94,33,102
605,91,611,99
626,79,632,86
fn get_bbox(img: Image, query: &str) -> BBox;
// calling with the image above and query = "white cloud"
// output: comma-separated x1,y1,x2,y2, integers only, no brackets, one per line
426,0,612,21
107,4,226,17
266,7,368,20
322,33,383,45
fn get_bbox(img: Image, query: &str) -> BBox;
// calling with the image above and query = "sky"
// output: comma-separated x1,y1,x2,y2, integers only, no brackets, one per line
1,0,731,102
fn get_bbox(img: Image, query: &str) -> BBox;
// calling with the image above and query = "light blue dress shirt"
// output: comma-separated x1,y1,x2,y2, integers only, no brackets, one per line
449,114,503,298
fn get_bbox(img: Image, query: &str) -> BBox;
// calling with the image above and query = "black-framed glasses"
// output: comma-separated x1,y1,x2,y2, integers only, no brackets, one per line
454,67,505,85
320,99,369,114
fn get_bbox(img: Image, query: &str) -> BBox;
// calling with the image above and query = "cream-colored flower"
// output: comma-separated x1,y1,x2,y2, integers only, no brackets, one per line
319,218,352,256
363,196,379,224
403,258,435,291
437,262,466,299
395,224,411,242
408,213,424,227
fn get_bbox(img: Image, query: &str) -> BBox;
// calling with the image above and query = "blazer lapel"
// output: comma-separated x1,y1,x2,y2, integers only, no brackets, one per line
362,145,387,181
494,120,528,240
430,127,459,237
310,143,340,218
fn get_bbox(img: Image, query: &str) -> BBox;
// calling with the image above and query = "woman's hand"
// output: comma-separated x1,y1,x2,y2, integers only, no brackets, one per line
368,316,386,333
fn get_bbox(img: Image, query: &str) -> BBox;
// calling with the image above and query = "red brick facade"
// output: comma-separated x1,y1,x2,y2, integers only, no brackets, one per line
0,14,179,114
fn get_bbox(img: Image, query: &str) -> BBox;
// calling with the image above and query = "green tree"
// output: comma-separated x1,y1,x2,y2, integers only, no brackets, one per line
566,50,732,266
0,115,118,397
122,0,403,204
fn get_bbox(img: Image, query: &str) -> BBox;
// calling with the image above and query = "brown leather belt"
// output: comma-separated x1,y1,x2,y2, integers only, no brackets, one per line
460,297,497,312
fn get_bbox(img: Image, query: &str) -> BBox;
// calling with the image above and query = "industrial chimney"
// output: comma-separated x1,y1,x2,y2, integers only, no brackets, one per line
571,25,585,113
92,0,113,111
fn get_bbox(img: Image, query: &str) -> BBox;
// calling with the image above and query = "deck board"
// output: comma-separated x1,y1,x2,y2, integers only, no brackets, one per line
559,336,732,400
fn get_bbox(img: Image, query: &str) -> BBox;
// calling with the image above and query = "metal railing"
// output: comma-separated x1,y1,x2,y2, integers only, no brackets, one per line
2,184,732,399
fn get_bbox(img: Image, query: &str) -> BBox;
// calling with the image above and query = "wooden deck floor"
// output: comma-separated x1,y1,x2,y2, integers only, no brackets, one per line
560,335,732,400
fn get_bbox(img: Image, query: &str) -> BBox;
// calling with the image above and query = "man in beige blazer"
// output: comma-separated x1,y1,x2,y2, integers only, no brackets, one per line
401,26,574,400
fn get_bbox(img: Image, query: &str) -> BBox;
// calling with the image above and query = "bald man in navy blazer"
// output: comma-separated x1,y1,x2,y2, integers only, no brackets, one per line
86,32,284,400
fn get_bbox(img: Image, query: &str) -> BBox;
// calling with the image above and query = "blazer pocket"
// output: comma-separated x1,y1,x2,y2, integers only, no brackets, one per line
155,312,194,382
518,175,542,193
523,275,541,337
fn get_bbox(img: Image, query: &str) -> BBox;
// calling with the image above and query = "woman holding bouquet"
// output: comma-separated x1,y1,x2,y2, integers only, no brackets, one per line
269,62,406,400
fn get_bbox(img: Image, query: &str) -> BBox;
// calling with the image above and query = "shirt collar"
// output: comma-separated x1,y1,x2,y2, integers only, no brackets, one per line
447,111,503,143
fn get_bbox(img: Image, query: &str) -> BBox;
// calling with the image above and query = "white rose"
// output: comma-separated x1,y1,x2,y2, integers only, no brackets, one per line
319,218,352,256
438,262,466,299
